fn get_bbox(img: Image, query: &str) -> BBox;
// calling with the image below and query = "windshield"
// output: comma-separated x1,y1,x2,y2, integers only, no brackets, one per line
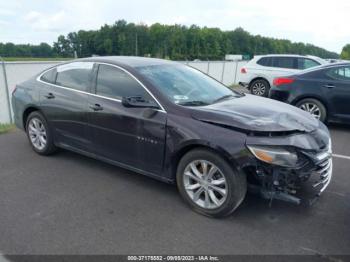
135,64,241,106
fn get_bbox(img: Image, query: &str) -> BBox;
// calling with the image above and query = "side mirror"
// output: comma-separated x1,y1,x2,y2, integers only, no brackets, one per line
122,96,159,109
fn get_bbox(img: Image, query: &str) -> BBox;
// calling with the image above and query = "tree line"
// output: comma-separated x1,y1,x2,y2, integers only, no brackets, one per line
341,44,350,60
0,20,340,60
0,42,54,58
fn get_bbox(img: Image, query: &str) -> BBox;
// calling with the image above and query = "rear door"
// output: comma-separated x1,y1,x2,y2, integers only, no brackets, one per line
87,63,167,176
323,66,350,119
39,62,94,152
270,56,300,76
254,57,299,83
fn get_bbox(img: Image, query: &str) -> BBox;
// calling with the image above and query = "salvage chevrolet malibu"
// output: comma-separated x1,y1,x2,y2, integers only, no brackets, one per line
12,57,333,217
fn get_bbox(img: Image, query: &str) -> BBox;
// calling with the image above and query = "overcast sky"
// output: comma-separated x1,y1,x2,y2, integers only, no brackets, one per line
0,0,349,53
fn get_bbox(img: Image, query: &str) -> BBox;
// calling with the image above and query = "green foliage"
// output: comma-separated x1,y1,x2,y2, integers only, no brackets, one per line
0,42,55,58
53,21,338,60
2,57,72,61
340,44,350,60
0,20,340,60
0,124,15,134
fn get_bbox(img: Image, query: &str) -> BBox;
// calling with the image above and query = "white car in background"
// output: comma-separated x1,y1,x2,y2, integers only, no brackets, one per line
239,54,328,96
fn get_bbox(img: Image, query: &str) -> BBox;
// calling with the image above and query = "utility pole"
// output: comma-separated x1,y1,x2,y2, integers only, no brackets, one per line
135,32,138,56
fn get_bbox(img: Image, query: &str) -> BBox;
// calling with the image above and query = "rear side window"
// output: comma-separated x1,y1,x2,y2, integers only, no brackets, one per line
96,64,151,100
326,66,350,81
256,57,272,67
297,58,320,70
40,68,57,84
55,62,94,91
272,57,296,69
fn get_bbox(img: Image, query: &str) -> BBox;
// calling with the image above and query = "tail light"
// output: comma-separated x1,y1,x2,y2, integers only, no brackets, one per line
241,68,247,74
273,77,295,86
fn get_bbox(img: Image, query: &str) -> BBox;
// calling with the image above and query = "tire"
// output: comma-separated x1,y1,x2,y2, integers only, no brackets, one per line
250,79,270,97
296,98,327,123
176,149,247,218
25,111,57,155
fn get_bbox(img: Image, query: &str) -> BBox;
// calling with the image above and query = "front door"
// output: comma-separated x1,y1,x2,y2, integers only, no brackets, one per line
87,64,167,176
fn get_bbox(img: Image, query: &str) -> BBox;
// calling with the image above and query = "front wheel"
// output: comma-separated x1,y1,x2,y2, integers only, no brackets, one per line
176,149,247,218
296,98,327,122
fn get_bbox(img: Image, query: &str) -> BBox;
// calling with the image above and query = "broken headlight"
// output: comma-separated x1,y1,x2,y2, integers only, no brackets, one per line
247,145,298,167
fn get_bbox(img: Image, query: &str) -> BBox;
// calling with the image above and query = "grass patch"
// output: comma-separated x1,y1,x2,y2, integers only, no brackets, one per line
2,57,73,62
0,123,15,134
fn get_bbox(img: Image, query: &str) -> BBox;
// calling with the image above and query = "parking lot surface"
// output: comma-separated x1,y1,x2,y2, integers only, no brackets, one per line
0,126,349,256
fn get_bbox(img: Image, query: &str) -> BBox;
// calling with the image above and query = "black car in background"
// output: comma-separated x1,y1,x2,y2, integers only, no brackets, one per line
270,62,350,123
12,57,332,217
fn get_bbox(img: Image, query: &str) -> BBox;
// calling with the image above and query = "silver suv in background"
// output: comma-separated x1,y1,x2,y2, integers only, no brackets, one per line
239,54,328,96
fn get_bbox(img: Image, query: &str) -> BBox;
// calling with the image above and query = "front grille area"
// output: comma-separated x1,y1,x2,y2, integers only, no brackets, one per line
312,157,333,194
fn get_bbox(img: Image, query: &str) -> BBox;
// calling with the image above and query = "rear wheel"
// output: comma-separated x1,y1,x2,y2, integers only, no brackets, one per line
176,149,247,218
250,79,270,97
26,111,57,155
296,98,327,122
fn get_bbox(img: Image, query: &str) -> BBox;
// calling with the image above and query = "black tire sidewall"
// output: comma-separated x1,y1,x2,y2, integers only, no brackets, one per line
176,149,247,218
250,79,270,97
296,98,327,123
26,111,56,155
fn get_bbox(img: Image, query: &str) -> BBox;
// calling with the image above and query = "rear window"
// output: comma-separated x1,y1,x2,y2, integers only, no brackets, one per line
256,57,272,67
272,57,296,69
55,62,94,92
40,68,57,84
326,66,350,81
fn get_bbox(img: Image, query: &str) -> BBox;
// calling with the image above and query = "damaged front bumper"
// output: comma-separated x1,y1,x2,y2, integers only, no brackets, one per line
312,155,332,195
244,126,332,205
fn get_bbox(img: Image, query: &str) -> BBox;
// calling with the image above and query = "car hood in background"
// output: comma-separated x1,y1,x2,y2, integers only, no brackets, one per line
191,94,320,133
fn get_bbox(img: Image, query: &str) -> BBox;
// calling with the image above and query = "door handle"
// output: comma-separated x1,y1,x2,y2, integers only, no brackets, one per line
89,104,104,111
45,93,55,99
324,84,335,88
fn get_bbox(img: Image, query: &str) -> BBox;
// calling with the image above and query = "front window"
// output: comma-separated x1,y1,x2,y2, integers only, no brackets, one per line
96,64,151,100
135,64,241,106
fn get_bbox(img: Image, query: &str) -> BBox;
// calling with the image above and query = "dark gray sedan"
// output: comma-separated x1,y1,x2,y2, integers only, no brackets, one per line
270,62,350,123
12,56,332,217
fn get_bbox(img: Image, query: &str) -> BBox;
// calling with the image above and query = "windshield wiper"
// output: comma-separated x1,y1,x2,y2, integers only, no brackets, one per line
212,94,236,103
178,101,210,106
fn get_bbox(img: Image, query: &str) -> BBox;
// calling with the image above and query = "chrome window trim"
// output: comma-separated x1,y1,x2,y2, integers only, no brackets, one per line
36,61,166,113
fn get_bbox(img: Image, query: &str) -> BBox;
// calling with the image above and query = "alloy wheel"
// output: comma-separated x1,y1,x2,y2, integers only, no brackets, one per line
28,117,47,150
252,82,266,96
299,103,321,120
183,160,228,209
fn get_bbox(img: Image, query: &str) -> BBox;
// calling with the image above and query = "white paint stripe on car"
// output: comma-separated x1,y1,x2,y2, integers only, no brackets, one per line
332,153,350,160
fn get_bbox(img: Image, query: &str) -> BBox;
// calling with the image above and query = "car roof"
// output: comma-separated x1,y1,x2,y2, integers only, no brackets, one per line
313,61,350,69
78,56,177,68
297,61,350,74
254,54,311,58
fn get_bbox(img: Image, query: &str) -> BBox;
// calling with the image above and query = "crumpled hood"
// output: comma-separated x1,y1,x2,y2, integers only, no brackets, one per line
191,94,320,133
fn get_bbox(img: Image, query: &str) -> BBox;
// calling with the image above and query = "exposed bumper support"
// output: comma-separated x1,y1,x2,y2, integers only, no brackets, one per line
248,156,333,206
